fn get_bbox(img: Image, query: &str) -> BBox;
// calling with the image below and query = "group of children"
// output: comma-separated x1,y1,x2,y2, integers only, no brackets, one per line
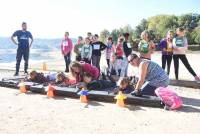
27,27,199,97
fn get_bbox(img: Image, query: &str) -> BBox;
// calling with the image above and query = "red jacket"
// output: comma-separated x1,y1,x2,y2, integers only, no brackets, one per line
76,61,100,82
116,43,124,57
61,38,73,55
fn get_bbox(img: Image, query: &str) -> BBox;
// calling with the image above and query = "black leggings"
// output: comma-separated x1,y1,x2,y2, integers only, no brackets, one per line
106,59,110,68
162,55,172,75
173,54,197,80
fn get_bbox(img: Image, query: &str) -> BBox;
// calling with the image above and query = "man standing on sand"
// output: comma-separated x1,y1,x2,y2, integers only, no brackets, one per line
11,22,33,76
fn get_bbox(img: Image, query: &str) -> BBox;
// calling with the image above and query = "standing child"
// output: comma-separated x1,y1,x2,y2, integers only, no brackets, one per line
138,30,155,60
105,37,114,68
81,37,92,64
172,27,200,82
91,34,107,71
115,37,124,76
61,32,73,72
159,30,174,75
74,36,84,61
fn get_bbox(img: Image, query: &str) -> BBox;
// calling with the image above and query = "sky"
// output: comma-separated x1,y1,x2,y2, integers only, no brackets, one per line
0,0,200,38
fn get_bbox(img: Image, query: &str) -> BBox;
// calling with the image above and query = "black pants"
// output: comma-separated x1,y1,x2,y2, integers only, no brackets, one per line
106,59,110,68
173,54,197,80
76,55,81,61
64,53,71,72
92,55,101,71
16,48,29,74
162,55,172,75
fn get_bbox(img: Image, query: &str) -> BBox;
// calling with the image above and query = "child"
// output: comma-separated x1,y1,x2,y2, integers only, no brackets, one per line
105,37,114,68
173,27,200,82
159,30,174,75
91,34,107,71
82,72,116,91
69,61,100,82
115,37,124,76
74,36,84,61
56,72,76,86
81,37,92,64
138,30,155,60
29,71,55,84
116,77,138,94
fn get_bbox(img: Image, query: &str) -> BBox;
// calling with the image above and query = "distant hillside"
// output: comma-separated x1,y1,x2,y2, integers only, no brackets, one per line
0,37,77,50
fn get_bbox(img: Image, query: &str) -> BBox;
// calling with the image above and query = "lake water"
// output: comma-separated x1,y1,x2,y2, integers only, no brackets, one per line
0,49,58,63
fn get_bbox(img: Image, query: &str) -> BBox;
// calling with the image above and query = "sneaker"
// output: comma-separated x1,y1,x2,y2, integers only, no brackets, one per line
131,90,142,97
14,73,19,76
24,71,29,75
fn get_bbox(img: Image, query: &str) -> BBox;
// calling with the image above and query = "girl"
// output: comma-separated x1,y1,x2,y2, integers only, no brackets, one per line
115,37,124,76
138,30,155,60
69,61,100,83
61,32,73,72
74,36,84,61
159,30,174,75
173,27,200,82
56,73,76,86
105,37,114,68
81,37,92,64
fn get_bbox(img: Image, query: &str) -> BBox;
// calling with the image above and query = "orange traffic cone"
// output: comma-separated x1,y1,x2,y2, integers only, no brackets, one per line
42,62,47,71
78,88,89,103
115,91,127,107
19,81,27,93
47,84,55,98
80,95,88,103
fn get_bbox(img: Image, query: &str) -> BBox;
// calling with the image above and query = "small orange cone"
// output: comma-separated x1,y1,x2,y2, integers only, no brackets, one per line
80,95,88,103
42,62,47,71
47,84,55,98
115,91,127,107
19,81,27,93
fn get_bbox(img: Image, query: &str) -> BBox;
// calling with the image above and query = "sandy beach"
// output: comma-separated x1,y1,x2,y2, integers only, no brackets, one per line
0,52,200,134
0,70,200,134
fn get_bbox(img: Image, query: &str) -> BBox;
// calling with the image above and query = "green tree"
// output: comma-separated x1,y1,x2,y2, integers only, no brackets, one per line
99,29,110,43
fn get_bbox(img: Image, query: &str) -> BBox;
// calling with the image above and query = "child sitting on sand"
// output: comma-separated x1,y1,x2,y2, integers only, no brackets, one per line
29,70,56,84
82,72,116,90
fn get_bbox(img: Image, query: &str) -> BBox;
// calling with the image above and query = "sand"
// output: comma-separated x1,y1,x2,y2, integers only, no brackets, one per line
0,51,200,134
0,71,200,134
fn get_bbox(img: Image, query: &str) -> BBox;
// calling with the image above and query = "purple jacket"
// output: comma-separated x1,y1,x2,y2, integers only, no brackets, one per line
159,39,173,55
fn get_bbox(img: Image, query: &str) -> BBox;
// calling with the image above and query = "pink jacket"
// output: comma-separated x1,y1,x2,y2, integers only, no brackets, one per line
61,38,73,55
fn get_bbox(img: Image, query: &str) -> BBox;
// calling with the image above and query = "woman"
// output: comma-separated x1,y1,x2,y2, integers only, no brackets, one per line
128,54,169,96
61,32,73,72
159,30,174,75
69,61,100,83
138,30,155,60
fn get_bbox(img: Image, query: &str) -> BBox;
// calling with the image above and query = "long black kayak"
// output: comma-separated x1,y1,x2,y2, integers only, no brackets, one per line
0,79,162,108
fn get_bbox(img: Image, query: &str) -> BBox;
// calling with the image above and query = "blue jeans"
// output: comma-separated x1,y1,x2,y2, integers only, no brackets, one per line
140,82,157,96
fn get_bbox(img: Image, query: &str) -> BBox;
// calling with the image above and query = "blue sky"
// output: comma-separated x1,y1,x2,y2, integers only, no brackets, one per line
0,0,199,38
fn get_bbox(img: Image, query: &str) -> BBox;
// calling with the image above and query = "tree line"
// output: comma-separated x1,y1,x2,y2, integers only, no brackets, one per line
99,13,200,47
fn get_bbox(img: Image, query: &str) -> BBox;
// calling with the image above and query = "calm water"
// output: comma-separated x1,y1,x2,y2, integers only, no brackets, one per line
0,49,56,63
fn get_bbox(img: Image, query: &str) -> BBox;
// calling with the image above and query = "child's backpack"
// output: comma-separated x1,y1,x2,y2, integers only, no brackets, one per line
138,40,149,54
155,87,183,110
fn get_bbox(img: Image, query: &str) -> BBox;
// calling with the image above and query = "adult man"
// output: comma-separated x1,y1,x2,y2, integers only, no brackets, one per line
11,22,33,76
